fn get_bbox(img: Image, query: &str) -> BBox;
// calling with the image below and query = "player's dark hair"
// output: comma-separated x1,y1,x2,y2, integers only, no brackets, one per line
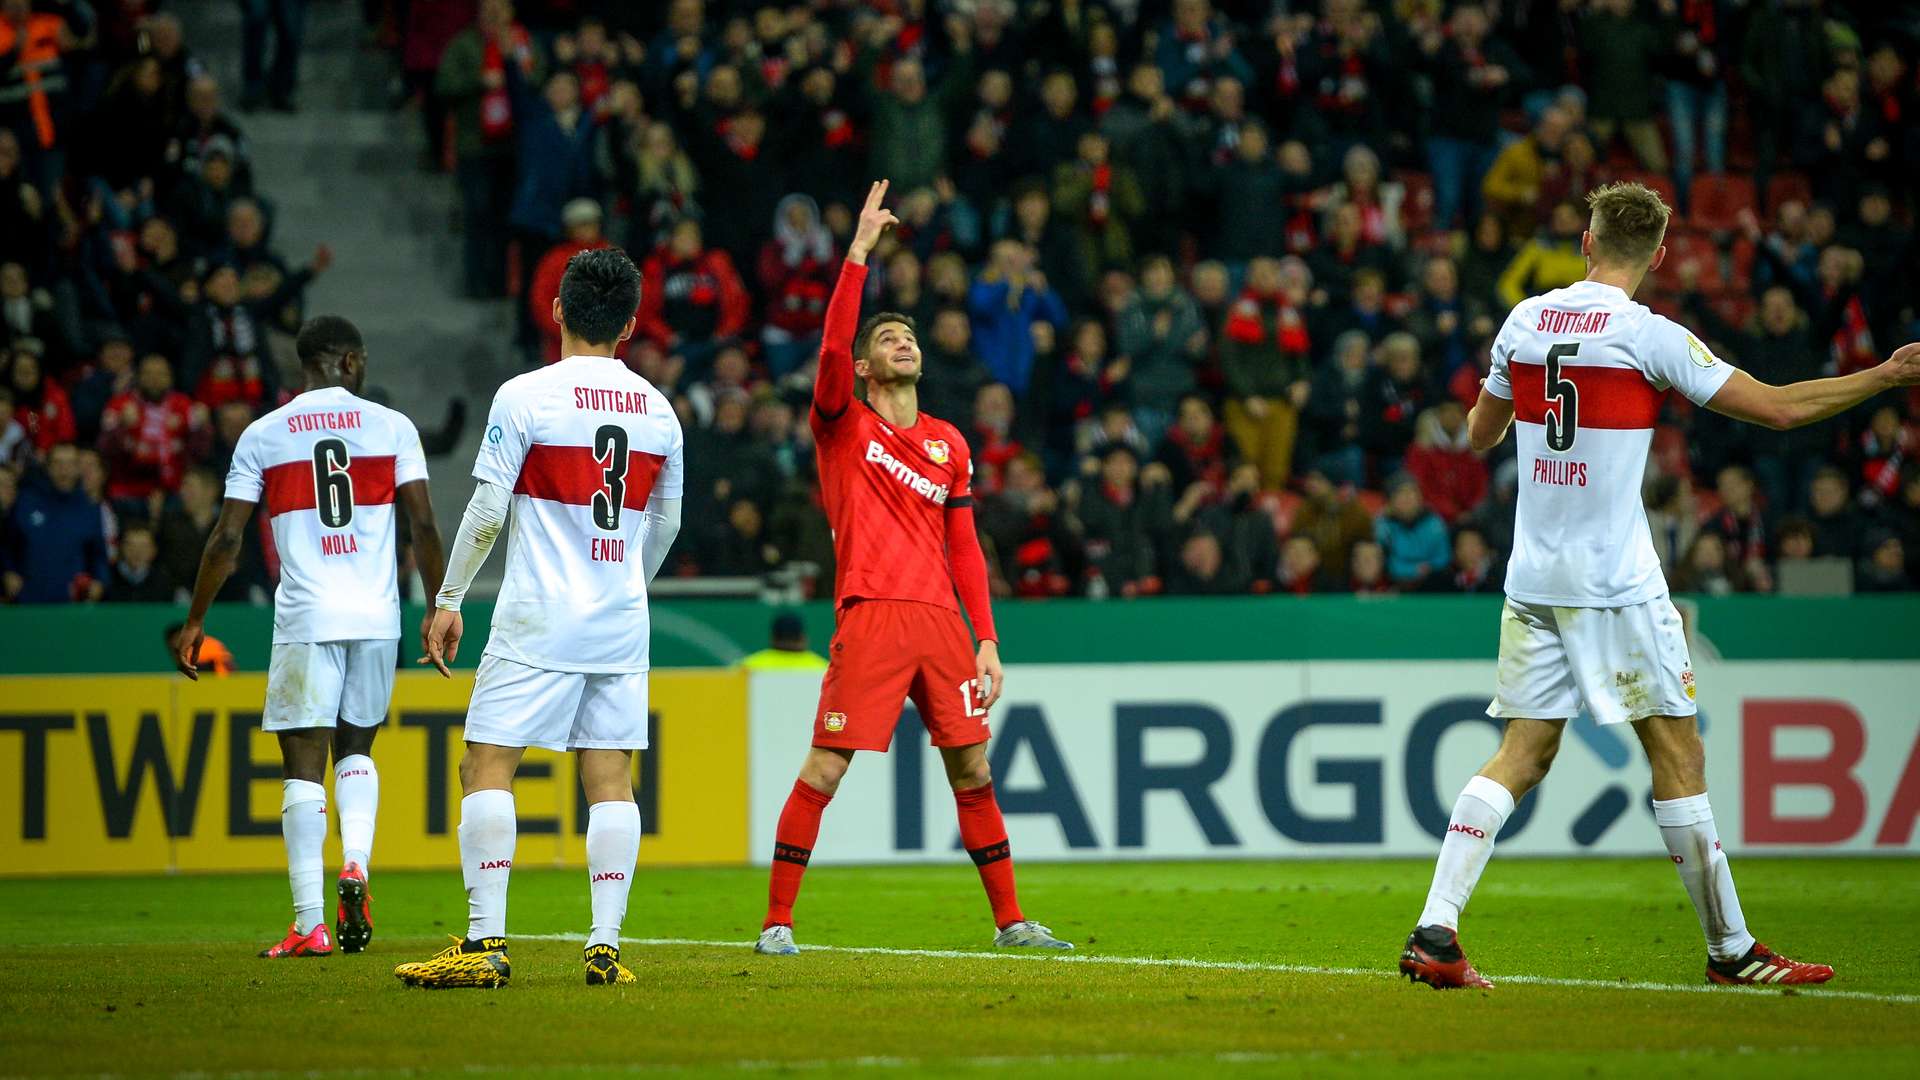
296,315,363,372
558,247,642,347
854,311,916,361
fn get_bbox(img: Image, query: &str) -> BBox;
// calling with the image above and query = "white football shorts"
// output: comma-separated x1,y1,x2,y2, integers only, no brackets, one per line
262,639,399,731
1488,595,1697,726
463,653,650,752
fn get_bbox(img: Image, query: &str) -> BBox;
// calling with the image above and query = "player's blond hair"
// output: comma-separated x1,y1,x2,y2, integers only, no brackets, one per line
1585,181,1671,267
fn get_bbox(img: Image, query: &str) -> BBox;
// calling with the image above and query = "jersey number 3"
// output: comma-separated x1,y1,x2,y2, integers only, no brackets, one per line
313,438,353,528
592,424,629,531
1544,342,1581,452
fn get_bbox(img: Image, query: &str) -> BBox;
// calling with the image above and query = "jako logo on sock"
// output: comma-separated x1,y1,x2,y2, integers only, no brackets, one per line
1447,823,1487,839
591,871,627,882
479,859,512,870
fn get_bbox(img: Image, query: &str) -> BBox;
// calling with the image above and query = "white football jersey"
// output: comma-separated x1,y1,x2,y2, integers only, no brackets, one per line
225,386,429,644
473,354,684,673
1485,280,1736,607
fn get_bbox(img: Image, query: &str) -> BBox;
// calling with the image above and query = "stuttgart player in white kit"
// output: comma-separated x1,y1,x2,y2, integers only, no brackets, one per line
395,248,683,989
176,315,446,960
1400,183,1920,990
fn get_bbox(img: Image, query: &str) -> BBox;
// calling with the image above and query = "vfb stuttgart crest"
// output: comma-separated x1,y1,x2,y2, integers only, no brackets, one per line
923,439,950,464
823,711,847,733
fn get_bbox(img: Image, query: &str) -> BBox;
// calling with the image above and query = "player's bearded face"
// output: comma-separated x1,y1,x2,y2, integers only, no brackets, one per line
859,324,922,386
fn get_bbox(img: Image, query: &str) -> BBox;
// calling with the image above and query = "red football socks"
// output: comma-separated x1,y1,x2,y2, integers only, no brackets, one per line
955,782,1025,929
764,778,832,929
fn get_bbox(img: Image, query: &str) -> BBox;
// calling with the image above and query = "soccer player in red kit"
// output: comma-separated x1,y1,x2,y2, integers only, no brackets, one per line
753,181,1071,955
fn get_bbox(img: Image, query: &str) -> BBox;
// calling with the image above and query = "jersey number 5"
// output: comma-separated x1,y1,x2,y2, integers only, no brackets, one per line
1544,342,1580,453
592,424,629,531
313,438,353,528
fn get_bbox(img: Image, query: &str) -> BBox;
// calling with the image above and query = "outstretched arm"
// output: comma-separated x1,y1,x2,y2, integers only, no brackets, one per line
815,180,900,424
176,499,256,679
946,501,1002,708
1708,342,1920,431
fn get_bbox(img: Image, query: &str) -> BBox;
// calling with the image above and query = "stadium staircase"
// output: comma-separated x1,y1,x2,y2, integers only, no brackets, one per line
179,0,515,590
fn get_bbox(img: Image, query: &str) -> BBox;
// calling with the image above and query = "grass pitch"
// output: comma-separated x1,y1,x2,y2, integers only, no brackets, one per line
1,857,1915,1078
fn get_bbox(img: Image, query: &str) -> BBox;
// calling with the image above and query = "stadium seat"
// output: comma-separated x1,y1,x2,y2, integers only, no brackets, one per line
1767,172,1813,212
1687,175,1757,232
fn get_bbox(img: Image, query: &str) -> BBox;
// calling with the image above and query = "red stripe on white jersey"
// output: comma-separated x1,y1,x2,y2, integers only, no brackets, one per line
1509,362,1665,430
260,455,397,517
515,443,665,510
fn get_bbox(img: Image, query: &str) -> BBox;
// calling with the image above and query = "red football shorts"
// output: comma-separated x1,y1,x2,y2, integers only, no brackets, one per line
812,599,988,751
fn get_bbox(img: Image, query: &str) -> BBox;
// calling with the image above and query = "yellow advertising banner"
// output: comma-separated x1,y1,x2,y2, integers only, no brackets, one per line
0,670,748,876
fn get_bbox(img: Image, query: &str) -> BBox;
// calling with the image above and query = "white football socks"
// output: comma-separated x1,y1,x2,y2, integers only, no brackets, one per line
1653,793,1756,961
333,754,378,873
460,789,517,941
586,800,642,948
281,779,328,934
1418,774,1516,930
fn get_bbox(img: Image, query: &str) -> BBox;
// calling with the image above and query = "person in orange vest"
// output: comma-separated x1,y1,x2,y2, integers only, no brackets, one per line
0,0,88,171
164,620,235,676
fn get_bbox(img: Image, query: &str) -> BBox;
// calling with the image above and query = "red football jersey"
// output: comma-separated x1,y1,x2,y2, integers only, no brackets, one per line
811,262,977,616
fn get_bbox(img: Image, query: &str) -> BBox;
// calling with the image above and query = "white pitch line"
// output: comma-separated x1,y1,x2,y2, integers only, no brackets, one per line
518,933,1920,1005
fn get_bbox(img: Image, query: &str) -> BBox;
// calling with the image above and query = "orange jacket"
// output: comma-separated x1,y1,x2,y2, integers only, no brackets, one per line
0,12,70,149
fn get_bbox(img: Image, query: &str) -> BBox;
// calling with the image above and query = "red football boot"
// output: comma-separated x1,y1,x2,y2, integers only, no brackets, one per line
1400,925,1494,989
260,922,334,958
336,863,373,954
1707,942,1834,986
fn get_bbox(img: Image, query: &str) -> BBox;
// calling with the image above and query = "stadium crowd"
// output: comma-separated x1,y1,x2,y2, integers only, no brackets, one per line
5,0,1918,605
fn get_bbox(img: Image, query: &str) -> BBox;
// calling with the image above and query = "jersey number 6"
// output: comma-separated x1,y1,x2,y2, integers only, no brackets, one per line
592,424,629,532
1544,341,1580,453
313,437,354,528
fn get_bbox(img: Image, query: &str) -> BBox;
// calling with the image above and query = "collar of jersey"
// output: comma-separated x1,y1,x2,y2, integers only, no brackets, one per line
861,399,925,433
559,353,621,365
1570,279,1630,300
294,385,352,399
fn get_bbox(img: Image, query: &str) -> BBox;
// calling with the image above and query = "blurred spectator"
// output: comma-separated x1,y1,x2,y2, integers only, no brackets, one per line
1029,317,1122,474
1220,256,1310,490
1375,477,1450,589
1115,254,1205,439
868,54,969,196
1052,129,1144,275
1405,400,1487,523
239,0,307,113
506,66,598,296
1458,213,1516,314
1276,534,1333,596
1360,333,1433,474
756,194,833,376
1427,525,1501,594
1581,0,1668,172
1348,538,1392,595
1857,530,1910,593
1420,2,1522,231
627,121,700,253
1701,465,1770,589
1684,283,1826,512
1292,468,1373,578
1155,394,1234,501
980,450,1077,598
967,239,1066,396
1481,108,1572,241
528,198,612,363
1497,201,1587,310
181,263,279,411
1659,0,1728,209
969,382,1025,491
1166,529,1247,596
158,464,263,602
1308,202,1398,307
1675,532,1747,595
4,443,108,603
1102,63,1189,256
1209,119,1285,265
1,261,59,359
1858,405,1913,508
438,0,539,298
7,347,73,453
1003,182,1090,315
0,383,24,466
1322,145,1404,252
1406,257,1487,384
638,219,750,372
99,352,210,514
1302,329,1372,487
0,0,90,175
0,129,48,272
104,521,171,602
1805,466,1864,560
1645,474,1700,580
918,306,990,428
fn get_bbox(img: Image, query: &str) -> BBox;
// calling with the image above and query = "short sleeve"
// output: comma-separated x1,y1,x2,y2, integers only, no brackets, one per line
393,414,429,486
223,424,264,503
1638,314,1739,406
472,386,533,490
1482,307,1523,401
653,417,685,501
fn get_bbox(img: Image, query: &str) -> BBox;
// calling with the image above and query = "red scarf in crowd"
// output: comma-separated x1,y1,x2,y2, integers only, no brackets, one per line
480,27,531,143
